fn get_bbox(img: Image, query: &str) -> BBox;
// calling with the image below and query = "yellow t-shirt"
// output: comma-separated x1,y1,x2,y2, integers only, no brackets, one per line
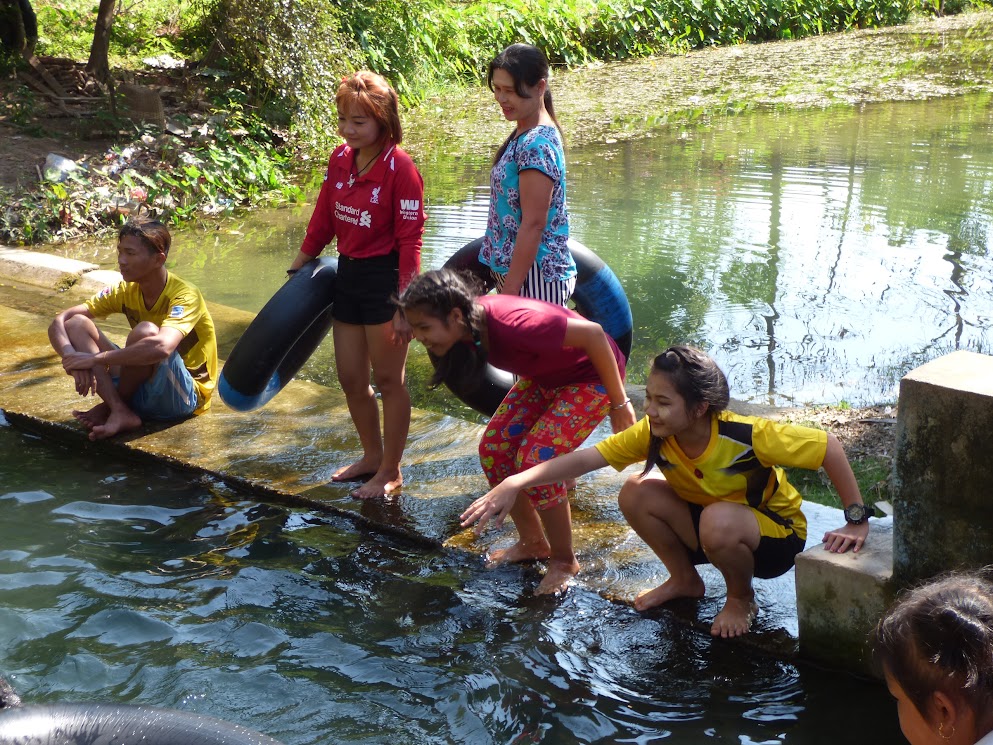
594,411,828,540
86,273,218,413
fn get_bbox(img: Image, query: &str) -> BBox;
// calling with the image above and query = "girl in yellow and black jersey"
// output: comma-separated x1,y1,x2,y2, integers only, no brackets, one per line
460,345,872,638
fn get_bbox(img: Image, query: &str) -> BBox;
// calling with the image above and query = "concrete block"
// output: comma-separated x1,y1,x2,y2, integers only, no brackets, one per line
892,351,993,584
795,518,895,674
76,269,123,294
0,247,98,291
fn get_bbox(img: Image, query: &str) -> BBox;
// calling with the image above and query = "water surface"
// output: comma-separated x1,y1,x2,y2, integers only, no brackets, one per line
163,93,993,409
0,422,901,744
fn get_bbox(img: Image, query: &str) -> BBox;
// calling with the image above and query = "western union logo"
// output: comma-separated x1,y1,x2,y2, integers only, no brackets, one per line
400,199,420,211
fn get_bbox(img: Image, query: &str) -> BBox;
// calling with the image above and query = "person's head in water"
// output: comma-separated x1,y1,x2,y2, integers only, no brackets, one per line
641,345,730,474
874,570,993,745
336,70,402,150
399,269,486,387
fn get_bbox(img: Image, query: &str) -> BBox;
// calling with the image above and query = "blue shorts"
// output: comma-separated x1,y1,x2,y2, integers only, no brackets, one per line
129,350,199,421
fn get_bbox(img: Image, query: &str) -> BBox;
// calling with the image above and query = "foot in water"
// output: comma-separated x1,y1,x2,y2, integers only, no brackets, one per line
534,558,580,596
72,402,110,430
710,595,758,638
88,407,142,440
485,539,551,568
331,458,380,483
350,470,402,499
633,574,706,612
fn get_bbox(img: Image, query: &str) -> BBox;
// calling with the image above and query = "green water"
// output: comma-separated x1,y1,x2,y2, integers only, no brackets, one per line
0,422,901,744
166,93,993,409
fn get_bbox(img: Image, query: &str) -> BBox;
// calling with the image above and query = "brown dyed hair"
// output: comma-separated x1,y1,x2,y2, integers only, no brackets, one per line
119,217,171,257
336,70,402,145
874,570,993,736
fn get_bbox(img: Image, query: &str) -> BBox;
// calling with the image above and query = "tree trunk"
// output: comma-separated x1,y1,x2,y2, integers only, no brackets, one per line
85,0,116,83
0,0,26,53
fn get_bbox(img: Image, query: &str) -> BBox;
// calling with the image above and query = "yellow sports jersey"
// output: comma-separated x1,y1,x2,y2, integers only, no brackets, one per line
594,411,828,540
86,273,218,413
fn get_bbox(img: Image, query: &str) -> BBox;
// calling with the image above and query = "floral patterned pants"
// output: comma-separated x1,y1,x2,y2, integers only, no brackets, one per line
479,378,610,511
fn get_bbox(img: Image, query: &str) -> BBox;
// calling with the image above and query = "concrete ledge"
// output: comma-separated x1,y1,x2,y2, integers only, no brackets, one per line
0,246,99,291
77,269,124,294
795,518,895,675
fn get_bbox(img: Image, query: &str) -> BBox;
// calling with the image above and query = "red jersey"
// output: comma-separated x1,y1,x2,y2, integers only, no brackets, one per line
300,142,425,289
480,295,626,388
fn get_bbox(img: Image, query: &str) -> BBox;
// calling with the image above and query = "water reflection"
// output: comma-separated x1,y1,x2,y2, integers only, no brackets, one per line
161,93,993,410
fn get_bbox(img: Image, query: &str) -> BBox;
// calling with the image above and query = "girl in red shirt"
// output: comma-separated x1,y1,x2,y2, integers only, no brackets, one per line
289,71,426,499
399,269,636,595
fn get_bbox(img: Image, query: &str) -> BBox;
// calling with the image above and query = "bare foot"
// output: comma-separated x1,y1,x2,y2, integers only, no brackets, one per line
711,596,759,638
350,470,403,499
633,574,706,612
331,458,380,483
534,558,580,595
88,408,142,440
485,539,551,568
72,402,110,430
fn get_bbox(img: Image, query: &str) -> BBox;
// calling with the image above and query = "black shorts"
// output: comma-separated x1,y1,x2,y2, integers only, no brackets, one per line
684,502,806,580
333,253,400,326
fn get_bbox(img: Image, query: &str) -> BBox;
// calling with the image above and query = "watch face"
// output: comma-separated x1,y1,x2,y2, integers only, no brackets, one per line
845,503,867,523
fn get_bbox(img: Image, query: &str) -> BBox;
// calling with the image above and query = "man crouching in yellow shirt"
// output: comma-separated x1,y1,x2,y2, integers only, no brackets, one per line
48,218,218,440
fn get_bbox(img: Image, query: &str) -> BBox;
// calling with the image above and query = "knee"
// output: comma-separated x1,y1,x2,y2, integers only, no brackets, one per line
64,314,96,336
617,475,649,519
698,502,745,550
372,369,406,397
126,321,159,344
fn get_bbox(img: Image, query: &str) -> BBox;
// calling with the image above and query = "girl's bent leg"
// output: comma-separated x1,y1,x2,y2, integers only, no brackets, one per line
618,474,705,611
352,320,410,499
699,502,761,637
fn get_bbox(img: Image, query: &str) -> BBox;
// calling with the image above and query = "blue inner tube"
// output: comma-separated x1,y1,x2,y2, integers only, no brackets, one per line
440,238,633,416
218,258,337,412
0,703,284,745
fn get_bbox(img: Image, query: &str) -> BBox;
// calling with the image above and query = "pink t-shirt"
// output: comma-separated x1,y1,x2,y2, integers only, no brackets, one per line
479,295,625,388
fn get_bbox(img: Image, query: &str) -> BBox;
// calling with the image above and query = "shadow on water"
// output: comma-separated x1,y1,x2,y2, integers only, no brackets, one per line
0,424,901,744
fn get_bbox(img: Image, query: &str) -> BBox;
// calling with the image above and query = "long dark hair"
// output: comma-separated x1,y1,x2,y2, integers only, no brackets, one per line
398,269,488,389
642,346,730,475
487,43,562,163
874,569,993,736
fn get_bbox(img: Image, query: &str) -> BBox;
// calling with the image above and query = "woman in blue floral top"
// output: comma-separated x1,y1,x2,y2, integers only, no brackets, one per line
479,43,576,307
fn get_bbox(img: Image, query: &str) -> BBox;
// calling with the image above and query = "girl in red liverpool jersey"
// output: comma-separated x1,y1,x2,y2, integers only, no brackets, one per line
288,71,426,499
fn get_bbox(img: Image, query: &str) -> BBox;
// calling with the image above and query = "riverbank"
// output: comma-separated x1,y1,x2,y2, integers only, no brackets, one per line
2,11,993,223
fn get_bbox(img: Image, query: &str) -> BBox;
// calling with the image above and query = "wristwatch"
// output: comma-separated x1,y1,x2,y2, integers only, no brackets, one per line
843,503,878,525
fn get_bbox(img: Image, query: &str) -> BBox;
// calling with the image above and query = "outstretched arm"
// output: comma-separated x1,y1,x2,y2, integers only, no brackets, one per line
820,433,870,553
460,447,610,535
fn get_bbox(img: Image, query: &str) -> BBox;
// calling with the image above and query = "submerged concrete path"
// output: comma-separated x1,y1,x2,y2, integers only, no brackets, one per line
0,246,892,657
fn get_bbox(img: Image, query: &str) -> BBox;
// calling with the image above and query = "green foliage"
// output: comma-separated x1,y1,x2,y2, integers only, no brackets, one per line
34,0,202,67
192,0,362,151
0,93,304,246
326,0,916,105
